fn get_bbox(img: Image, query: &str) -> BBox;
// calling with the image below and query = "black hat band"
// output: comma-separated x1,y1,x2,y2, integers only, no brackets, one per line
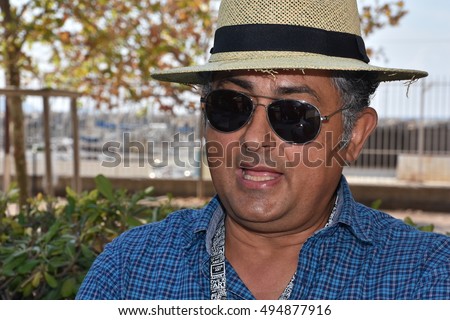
210,24,370,63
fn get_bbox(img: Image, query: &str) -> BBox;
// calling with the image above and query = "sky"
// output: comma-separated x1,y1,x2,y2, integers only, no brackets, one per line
364,0,450,78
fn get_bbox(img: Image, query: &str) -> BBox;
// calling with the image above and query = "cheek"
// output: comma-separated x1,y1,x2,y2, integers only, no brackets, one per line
311,121,345,166
205,128,240,170
281,144,326,170
281,131,344,170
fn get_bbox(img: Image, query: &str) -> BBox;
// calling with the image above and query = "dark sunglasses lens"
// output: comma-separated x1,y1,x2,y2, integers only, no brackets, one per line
267,101,321,143
204,90,253,132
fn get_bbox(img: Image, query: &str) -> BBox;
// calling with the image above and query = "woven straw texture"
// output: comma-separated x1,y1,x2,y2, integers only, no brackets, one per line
218,0,361,36
151,0,428,84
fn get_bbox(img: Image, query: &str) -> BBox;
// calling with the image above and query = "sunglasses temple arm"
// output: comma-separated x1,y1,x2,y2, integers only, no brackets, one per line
321,107,346,122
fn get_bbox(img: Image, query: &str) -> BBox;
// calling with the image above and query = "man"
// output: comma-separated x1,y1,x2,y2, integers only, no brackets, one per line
77,0,449,299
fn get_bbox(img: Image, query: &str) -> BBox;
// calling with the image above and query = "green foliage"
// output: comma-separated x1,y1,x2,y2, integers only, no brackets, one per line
370,199,383,210
403,216,435,233
1,0,213,109
0,175,177,299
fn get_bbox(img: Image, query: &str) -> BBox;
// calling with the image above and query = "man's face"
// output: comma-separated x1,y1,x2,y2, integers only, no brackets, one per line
205,70,364,234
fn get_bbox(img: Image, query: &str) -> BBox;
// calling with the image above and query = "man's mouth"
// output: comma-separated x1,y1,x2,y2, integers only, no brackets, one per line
240,163,283,183
242,169,278,182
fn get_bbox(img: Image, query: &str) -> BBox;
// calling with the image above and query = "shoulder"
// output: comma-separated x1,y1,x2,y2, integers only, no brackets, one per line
110,205,210,254
353,202,449,245
332,201,450,299
353,203,450,271
101,195,221,259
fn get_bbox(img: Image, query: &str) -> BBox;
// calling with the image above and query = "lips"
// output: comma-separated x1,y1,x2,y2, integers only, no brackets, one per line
243,172,276,182
239,163,283,188
242,169,281,182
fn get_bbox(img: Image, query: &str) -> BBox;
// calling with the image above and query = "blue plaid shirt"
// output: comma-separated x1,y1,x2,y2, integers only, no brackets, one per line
76,176,450,299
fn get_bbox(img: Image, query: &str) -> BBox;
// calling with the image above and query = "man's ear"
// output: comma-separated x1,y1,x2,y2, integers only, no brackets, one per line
343,107,378,163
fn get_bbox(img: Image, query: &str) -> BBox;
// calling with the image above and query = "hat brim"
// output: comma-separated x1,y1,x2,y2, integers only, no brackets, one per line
151,52,428,84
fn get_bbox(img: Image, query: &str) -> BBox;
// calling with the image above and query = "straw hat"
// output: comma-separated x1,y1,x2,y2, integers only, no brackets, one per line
151,0,427,84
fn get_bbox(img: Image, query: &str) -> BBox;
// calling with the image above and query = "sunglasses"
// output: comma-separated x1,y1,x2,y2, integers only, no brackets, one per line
202,89,344,144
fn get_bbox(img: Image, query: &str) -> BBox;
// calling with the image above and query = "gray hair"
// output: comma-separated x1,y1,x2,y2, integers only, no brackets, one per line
330,71,380,147
200,71,380,146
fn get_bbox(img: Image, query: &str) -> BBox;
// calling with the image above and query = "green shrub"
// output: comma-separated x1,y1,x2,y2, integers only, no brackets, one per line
403,216,435,233
0,175,176,299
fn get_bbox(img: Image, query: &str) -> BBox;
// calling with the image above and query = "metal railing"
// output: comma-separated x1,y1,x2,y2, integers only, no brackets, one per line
346,77,450,183
1,77,449,187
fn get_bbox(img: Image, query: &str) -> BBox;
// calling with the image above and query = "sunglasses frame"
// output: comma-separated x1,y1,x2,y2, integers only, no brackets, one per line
201,89,345,145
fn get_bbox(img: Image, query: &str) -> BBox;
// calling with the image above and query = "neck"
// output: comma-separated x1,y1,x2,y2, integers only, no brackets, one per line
224,195,336,256
224,216,310,299
223,199,336,299
225,216,310,255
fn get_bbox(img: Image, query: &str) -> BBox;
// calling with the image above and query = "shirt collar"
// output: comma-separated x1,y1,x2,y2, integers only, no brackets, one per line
333,176,373,244
192,195,225,255
196,175,373,255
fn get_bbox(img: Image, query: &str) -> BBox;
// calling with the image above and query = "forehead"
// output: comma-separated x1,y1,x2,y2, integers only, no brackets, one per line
211,69,340,103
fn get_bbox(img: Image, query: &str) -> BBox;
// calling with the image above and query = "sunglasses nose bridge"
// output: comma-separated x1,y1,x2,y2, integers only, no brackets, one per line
248,101,270,125
240,100,275,144
248,94,275,121
251,92,274,111
253,102,269,115
246,94,271,122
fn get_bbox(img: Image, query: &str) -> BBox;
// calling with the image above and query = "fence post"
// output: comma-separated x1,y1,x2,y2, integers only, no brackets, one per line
417,79,428,183
43,96,54,196
3,97,11,191
70,97,81,193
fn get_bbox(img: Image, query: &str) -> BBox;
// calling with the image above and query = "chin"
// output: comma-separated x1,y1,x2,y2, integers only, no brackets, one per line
228,198,285,223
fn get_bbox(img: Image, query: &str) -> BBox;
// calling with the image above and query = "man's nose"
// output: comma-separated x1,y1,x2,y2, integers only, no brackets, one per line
240,102,275,151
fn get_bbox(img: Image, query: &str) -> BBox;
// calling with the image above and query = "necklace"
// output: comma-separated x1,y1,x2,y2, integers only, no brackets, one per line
210,196,338,300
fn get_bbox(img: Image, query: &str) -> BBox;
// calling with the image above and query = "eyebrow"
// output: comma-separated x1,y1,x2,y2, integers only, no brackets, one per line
215,77,254,91
214,77,321,102
276,85,320,102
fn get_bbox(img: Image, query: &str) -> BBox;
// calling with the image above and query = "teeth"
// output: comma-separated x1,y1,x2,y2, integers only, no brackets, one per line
243,173,275,182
